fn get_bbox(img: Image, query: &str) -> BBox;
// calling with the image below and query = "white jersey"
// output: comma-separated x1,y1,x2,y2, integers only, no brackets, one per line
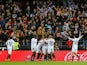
31,38,37,49
46,38,55,53
31,38,37,52
42,39,48,54
6,39,15,49
68,36,83,53
46,38,55,47
37,39,45,48
36,39,45,53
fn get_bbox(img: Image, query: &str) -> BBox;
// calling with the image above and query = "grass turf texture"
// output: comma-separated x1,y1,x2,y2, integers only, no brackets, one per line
0,61,87,65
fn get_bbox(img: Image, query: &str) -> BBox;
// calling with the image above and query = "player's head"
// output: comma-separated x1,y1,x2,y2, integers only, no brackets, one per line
32,31,37,38
33,34,37,38
73,35,76,38
73,34,78,38
15,38,19,42
48,34,53,38
9,37,13,39
44,34,47,38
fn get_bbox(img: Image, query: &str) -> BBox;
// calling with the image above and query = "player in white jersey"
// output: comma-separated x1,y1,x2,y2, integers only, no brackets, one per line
35,38,44,61
6,37,15,61
41,38,48,61
36,39,44,53
31,35,37,61
46,34,56,60
68,35,83,61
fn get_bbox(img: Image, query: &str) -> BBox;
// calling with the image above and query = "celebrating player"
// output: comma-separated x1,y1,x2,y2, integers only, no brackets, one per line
41,36,48,61
35,38,44,61
46,34,56,61
6,37,15,61
67,34,83,61
31,34,38,61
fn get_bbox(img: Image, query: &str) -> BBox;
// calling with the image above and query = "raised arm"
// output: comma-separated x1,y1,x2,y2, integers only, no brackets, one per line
77,35,83,40
67,37,74,41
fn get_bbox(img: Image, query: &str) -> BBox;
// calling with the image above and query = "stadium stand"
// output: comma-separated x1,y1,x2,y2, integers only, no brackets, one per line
0,0,87,50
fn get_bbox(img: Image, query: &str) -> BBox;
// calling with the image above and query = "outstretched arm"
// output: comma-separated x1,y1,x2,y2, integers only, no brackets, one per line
78,35,83,40
67,37,74,41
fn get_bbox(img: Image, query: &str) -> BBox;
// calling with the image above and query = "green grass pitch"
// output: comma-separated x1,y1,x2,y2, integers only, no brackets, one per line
0,61,87,65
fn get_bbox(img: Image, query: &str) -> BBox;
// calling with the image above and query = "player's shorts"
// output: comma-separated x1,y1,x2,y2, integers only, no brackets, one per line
47,46,54,54
72,46,78,53
7,48,12,54
42,45,48,54
31,47,37,52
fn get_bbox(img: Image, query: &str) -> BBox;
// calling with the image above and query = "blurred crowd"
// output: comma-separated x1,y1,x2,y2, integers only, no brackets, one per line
0,0,87,50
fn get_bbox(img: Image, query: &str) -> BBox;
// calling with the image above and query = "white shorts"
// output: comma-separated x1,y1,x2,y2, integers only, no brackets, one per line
72,46,78,53
48,46,54,54
7,48,12,54
42,45,48,54
31,47,37,52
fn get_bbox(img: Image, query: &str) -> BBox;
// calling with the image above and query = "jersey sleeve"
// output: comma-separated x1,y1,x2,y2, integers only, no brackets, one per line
77,35,83,40
68,37,74,41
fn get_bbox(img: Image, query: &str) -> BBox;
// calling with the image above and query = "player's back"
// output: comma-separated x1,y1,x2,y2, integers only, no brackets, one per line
72,38,79,47
37,39,45,48
46,38,55,46
38,39,44,45
43,39,48,46
6,39,15,48
31,38,37,47
31,38,37,44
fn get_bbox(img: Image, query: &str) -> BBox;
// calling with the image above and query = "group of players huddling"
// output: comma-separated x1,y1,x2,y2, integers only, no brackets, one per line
31,34,56,61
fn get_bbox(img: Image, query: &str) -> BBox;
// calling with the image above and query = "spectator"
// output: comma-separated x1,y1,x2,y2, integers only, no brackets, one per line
0,0,87,50
83,27,87,49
